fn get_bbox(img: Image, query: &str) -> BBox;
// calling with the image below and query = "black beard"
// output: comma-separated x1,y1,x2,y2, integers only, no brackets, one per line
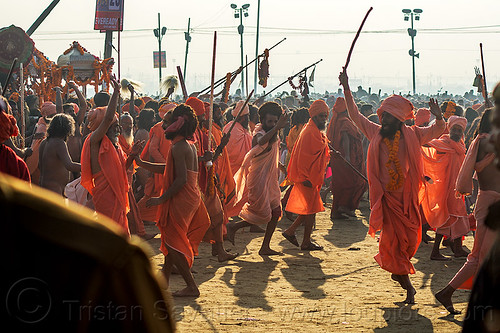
379,125,399,139
316,122,326,130
450,134,461,142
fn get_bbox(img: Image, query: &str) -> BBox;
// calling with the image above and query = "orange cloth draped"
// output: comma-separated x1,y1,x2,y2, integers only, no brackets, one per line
345,89,445,275
138,122,172,222
223,121,252,176
213,124,236,204
286,119,330,215
81,135,130,234
25,117,50,184
231,124,282,224
0,144,30,182
326,111,366,211
421,135,469,239
156,137,210,267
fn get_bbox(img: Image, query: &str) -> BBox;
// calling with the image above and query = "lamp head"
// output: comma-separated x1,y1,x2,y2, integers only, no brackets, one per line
230,3,237,9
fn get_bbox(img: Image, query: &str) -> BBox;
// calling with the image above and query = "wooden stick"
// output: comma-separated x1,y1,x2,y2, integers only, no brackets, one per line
226,89,254,135
176,65,188,100
245,55,249,98
207,31,217,167
20,63,25,148
344,7,373,70
2,58,18,95
480,43,491,107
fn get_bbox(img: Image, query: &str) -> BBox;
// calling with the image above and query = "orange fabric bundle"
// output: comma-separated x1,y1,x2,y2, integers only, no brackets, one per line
222,120,252,176
87,107,118,131
158,102,176,119
308,99,329,118
0,111,19,142
186,97,205,116
415,108,431,126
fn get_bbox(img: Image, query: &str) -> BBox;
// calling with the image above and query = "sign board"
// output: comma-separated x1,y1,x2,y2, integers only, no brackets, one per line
94,0,124,31
153,51,166,68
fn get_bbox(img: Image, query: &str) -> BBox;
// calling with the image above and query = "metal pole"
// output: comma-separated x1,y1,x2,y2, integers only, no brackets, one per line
411,12,416,95
239,8,245,97
104,31,113,59
183,18,191,80
26,0,60,36
254,0,260,94
158,13,162,88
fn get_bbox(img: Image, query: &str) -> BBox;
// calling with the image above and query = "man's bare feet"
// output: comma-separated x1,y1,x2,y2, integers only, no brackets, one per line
404,287,417,304
259,247,281,256
422,233,434,244
435,289,461,314
172,286,200,298
218,251,239,263
430,253,452,261
391,274,404,289
250,225,266,233
453,248,470,258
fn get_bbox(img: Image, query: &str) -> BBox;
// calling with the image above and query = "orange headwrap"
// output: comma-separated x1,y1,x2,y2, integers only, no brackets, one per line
159,102,176,119
185,97,205,116
332,97,347,113
121,103,140,114
0,111,19,142
415,108,431,126
309,99,329,118
142,96,153,105
87,107,118,132
8,92,20,103
137,98,146,110
41,102,57,117
447,115,467,131
231,100,250,118
376,95,414,122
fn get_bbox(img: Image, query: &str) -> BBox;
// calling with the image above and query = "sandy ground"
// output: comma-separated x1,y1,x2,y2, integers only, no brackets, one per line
143,194,472,332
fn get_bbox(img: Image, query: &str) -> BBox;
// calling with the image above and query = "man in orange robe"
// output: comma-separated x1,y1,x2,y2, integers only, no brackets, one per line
137,102,175,222
282,100,330,250
326,97,366,220
186,97,237,262
136,104,210,297
338,69,445,304
222,100,252,177
421,115,470,259
226,102,289,255
81,78,140,235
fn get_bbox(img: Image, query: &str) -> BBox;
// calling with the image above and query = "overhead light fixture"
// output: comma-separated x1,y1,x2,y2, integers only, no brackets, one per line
402,9,411,14
242,4,250,9
231,4,237,9
414,9,423,14
404,16,409,21
234,13,239,18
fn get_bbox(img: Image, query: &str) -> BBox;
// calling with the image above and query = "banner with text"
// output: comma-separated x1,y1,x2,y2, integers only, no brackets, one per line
94,0,124,31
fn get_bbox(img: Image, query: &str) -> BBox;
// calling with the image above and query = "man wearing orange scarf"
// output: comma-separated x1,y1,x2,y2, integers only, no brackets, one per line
227,102,289,255
339,69,445,304
326,97,366,220
421,115,470,260
137,102,175,222
222,100,252,176
81,77,141,235
282,100,330,251
0,96,30,182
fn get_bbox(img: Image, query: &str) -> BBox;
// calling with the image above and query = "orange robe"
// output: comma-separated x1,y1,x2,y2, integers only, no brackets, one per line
286,119,330,215
81,135,130,235
118,135,146,236
222,121,252,176
345,89,445,275
231,124,282,224
327,112,366,212
421,135,469,239
157,137,210,266
137,122,172,222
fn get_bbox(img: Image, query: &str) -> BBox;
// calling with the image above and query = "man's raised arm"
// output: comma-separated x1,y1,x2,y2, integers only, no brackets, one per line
90,76,120,145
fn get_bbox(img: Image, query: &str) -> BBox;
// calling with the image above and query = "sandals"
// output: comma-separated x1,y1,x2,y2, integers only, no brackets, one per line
301,242,323,251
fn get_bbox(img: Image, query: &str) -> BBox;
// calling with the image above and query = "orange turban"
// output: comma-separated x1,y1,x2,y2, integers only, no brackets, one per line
121,103,140,114
41,102,57,117
137,98,146,110
415,108,431,126
231,100,249,118
185,97,205,116
87,107,117,132
447,115,467,131
0,111,19,142
309,99,329,118
376,95,414,122
142,96,153,104
332,97,347,113
159,102,176,119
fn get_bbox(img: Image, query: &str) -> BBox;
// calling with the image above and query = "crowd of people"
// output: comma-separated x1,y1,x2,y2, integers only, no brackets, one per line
2,66,500,331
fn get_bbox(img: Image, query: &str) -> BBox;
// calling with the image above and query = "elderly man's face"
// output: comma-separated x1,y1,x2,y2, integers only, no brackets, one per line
449,124,464,142
313,113,328,130
120,116,133,134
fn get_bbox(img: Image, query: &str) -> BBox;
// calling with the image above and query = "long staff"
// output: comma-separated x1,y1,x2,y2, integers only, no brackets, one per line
344,7,373,70
480,43,491,107
206,31,217,167
2,58,18,95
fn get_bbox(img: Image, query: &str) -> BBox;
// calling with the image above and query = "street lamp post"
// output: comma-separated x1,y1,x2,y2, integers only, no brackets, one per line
153,13,167,91
402,9,422,95
231,3,250,97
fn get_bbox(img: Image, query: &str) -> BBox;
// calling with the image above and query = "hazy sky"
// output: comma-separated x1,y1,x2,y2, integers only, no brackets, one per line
5,0,500,96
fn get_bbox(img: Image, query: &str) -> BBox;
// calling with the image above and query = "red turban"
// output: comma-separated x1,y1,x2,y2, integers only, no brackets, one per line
415,108,431,126
309,99,329,118
447,115,467,131
332,97,347,113
159,102,176,119
0,111,19,142
87,107,118,132
231,100,249,118
121,103,140,114
185,97,205,116
41,102,56,117
377,95,414,122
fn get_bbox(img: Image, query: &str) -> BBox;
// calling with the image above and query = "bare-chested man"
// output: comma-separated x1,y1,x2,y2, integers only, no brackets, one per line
435,108,500,314
39,114,81,195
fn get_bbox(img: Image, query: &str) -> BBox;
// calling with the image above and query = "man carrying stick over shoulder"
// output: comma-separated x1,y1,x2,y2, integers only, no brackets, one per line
338,68,445,303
